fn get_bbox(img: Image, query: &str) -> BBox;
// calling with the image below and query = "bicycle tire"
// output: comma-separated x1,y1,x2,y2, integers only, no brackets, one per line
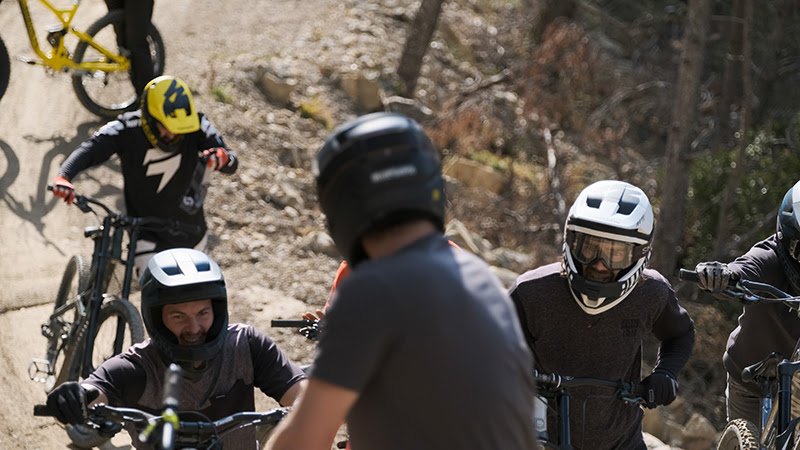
71,10,166,118
716,418,759,450
46,255,91,392
0,36,9,102
88,297,145,371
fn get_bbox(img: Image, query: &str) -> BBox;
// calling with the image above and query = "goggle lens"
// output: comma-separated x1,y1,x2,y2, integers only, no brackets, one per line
572,234,635,271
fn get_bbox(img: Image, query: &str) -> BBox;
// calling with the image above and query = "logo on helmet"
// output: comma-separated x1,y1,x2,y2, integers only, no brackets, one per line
370,164,418,183
162,79,193,118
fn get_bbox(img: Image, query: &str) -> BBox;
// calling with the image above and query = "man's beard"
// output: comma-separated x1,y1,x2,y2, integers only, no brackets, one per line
178,331,207,346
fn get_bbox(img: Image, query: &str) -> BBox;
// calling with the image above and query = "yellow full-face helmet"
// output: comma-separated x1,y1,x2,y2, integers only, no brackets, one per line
141,75,200,151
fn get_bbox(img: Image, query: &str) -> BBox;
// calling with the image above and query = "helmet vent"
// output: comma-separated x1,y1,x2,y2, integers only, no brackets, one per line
587,198,601,208
618,200,636,215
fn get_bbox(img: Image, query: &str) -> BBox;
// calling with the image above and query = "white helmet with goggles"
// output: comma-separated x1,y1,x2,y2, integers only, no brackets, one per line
562,180,654,315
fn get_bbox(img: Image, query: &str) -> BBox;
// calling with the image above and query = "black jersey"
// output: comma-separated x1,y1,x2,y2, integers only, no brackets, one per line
84,324,305,449
312,233,537,450
58,110,237,248
722,235,800,383
510,263,695,450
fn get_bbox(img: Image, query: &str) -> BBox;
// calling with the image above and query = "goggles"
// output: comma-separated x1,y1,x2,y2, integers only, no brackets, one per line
569,233,636,271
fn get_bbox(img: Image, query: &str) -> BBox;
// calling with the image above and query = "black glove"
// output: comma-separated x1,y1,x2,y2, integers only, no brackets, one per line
45,382,98,424
695,261,737,292
639,369,678,409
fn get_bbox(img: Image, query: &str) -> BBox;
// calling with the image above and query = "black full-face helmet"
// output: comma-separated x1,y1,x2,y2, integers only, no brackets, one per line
314,112,446,265
776,180,800,294
139,248,228,367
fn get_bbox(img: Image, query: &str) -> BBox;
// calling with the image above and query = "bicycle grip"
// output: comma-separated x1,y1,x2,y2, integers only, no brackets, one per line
678,269,700,282
271,319,316,328
33,404,53,417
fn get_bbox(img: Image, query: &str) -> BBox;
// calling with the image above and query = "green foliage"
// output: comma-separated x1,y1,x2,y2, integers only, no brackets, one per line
683,119,800,267
210,85,233,104
298,95,334,130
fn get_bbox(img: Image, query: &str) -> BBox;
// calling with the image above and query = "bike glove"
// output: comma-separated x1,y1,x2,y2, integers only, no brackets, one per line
695,261,737,292
203,147,230,171
640,369,678,408
45,381,96,424
51,175,75,205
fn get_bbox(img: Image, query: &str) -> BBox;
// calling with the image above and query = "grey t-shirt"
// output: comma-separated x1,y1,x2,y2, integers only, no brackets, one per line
311,233,537,450
510,263,695,450
722,235,800,384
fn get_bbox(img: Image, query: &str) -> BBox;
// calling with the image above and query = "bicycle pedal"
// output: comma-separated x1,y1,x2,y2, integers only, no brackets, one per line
28,359,53,383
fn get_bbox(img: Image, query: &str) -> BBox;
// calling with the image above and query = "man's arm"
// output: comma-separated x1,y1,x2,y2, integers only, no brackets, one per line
266,378,357,450
278,379,307,406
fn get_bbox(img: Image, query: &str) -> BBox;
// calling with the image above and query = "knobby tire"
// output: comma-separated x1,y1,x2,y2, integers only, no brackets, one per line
0,36,9,102
89,297,145,371
717,418,759,450
71,10,165,118
47,255,91,391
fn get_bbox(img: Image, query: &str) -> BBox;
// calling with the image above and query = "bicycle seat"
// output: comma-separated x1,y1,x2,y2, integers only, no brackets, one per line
742,352,785,383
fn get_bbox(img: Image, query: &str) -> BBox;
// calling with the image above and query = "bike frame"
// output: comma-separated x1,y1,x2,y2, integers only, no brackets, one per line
14,0,129,72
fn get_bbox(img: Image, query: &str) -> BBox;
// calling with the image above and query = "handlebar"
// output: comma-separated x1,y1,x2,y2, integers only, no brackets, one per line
34,403,289,448
533,370,651,405
48,186,203,235
679,269,800,307
271,319,320,341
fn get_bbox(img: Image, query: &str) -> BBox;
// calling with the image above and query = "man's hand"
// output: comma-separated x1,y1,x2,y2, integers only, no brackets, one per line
695,261,736,292
639,370,678,409
51,175,75,204
45,382,98,424
203,147,231,171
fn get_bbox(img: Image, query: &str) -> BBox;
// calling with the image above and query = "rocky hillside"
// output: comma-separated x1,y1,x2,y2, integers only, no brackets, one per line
180,1,728,447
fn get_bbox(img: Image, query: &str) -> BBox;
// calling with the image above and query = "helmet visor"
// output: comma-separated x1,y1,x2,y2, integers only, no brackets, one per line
571,233,635,271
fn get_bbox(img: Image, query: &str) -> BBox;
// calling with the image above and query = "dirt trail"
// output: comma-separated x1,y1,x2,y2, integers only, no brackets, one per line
0,0,335,447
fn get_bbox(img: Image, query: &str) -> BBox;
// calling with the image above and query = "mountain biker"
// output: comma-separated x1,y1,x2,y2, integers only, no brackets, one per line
45,248,307,449
510,179,696,450
267,112,537,450
694,179,800,426
51,75,237,276
104,0,156,94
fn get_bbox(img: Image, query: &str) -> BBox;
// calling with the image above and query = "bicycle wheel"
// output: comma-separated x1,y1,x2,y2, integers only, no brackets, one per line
0,36,9,102
71,10,165,118
89,297,145,371
716,418,759,450
45,255,91,391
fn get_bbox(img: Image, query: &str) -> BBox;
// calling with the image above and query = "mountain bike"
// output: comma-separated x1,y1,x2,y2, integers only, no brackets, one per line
34,363,290,449
532,370,650,449
679,269,800,450
0,0,165,117
28,190,201,446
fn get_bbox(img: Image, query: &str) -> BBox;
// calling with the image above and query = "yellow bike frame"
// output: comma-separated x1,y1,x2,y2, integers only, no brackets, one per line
16,0,129,73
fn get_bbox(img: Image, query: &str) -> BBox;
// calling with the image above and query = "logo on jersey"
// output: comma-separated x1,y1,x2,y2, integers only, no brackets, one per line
163,79,193,118
144,149,181,193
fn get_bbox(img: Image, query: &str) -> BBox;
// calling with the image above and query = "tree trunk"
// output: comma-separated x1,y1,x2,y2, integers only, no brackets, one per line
715,0,744,151
397,0,445,98
713,0,753,260
651,0,713,276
